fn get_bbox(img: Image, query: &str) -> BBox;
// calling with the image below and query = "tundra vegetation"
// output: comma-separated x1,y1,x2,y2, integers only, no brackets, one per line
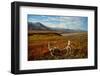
28,31,88,61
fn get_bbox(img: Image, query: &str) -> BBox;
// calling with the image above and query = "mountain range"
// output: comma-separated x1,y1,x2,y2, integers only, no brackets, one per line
28,22,86,33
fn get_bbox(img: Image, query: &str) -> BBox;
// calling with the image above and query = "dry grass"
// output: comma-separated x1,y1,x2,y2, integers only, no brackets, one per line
28,32,88,61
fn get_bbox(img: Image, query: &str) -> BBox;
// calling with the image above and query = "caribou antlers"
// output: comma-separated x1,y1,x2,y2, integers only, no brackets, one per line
48,40,72,57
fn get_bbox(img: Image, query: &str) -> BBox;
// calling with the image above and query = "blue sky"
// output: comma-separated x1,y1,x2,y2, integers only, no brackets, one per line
28,15,88,31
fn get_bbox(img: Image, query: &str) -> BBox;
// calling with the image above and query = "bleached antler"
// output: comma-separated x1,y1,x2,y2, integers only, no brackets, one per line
48,42,54,56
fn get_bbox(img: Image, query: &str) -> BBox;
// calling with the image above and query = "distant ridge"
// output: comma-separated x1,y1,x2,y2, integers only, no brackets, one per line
28,22,50,31
28,22,87,33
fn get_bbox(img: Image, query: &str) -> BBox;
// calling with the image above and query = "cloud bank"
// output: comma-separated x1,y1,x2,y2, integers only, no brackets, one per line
28,15,88,31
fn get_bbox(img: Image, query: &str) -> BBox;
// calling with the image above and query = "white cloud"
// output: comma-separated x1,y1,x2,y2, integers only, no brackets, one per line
28,15,87,30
